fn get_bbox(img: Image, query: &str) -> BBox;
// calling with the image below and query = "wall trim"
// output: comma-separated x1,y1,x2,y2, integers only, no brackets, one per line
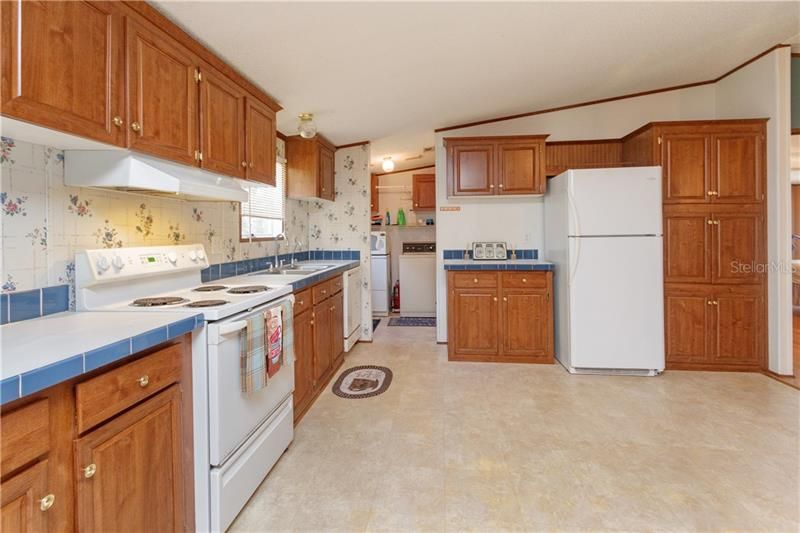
435,43,791,133
336,140,370,150
374,164,435,177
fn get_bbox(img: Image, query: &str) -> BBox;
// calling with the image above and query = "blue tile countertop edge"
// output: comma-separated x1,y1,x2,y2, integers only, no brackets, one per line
443,261,554,271
2,284,70,326
1,314,203,405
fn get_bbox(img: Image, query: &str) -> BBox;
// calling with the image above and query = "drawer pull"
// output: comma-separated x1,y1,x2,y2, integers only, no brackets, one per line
473,278,478,283
137,375,150,388
39,494,55,512
321,290,327,294
112,116,123,127
131,121,141,132
83,464,97,478
522,278,527,283
241,161,247,168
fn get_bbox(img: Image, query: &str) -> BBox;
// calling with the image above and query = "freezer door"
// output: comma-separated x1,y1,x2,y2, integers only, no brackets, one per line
568,167,662,236
568,236,664,371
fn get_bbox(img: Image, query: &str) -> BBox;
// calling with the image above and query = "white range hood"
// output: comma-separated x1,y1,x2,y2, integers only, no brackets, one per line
64,151,249,202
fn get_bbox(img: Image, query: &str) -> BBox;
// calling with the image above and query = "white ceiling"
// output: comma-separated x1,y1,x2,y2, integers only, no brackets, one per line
155,1,799,172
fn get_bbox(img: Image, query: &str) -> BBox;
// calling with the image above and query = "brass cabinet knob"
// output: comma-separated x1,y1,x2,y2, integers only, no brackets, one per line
473,278,478,283
310,320,314,325
249,162,254,168
83,464,97,478
112,116,123,127
39,494,55,512
707,220,714,225
137,375,149,387
321,289,327,294
707,190,719,196
493,297,498,301
707,300,713,305
330,306,334,311
241,161,247,167
298,300,304,306
499,184,504,188
522,278,527,283
503,297,508,302
131,121,141,132
489,184,495,189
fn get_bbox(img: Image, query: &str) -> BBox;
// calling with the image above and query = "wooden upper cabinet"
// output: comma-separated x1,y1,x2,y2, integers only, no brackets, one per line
446,136,547,197
661,133,711,203
287,135,336,201
412,174,436,210
497,140,545,194
199,67,246,178
370,174,379,213
75,386,185,533
245,98,276,185
447,140,495,196
713,132,762,203
663,209,712,284
0,1,125,146
127,19,199,166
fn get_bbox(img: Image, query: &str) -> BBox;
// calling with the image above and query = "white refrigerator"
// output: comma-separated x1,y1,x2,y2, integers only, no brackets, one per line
544,167,664,375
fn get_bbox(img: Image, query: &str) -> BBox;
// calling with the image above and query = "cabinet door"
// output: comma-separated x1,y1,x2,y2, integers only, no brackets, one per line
199,68,245,178
713,132,763,203
312,301,332,382
370,174,379,213
661,133,711,203
329,291,345,365
412,174,436,209
448,142,495,196
293,310,314,412
319,146,335,201
664,288,713,364
500,289,551,358
663,211,712,283
451,289,499,356
497,141,545,195
712,290,762,366
0,460,49,532
245,98,276,185
75,386,185,532
1,1,125,146
712,212,763,285
127,20,199,166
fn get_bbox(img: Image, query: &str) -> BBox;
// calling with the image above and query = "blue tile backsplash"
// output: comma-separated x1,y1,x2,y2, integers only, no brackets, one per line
4,284,70,325
442,249,538,260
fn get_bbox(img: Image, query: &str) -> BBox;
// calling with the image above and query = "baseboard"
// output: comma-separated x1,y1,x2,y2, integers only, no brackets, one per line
762,370,800,391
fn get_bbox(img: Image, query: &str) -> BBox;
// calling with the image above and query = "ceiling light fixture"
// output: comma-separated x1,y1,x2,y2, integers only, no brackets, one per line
381,157,395,172
297,113,317,139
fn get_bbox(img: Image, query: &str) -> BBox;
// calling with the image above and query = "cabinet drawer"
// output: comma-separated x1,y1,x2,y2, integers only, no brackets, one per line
329,275,343,295
76,343,182,433
1,399,50,477
312,280,333,304
451,272,498,288
294,288,311,315
501,272,548,289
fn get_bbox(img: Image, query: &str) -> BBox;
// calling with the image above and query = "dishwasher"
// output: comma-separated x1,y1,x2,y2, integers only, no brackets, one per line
399,242,436,317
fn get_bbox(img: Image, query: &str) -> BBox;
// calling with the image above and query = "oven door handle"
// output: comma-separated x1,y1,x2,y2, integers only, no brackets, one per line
219,320,248,336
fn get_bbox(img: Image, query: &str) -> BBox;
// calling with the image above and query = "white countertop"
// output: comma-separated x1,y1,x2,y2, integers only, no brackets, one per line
1,310,199,380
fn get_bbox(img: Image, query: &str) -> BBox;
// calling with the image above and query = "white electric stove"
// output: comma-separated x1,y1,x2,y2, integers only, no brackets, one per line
76,244,295,532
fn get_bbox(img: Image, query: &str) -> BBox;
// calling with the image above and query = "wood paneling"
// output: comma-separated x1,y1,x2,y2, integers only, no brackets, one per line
412,174,436,210
0,1,125,146
200,67,246,178
621,125,657,166
545,139,622,176
1,400,50,478
127,19,199,165
75,386,185,533
0,460,49,532
245,98,277,185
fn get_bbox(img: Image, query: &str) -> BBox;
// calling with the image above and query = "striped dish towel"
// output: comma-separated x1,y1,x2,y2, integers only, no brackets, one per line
279,297,295,366
240,314,268,393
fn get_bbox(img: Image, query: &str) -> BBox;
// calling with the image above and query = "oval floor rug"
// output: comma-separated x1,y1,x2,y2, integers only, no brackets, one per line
332,365,393,399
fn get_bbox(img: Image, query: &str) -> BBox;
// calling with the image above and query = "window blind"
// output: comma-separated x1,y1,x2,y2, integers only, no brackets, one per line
241,156,285,239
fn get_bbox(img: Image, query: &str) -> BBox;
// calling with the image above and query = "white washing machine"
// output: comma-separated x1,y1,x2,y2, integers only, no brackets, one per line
399,242,436,317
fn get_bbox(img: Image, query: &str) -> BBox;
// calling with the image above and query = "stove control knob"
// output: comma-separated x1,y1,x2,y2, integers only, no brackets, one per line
189,250,198,261
167,252,178,264
197,249,206,260
96,256,110,272
112,255,124,270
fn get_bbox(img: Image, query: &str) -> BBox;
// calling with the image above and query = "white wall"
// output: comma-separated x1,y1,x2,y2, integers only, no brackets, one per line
715,47,792,374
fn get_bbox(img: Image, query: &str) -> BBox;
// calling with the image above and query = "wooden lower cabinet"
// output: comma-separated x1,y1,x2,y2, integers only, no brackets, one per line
293,275,346,423
448,271,554,363
665,284,763,370
0,336,194,532
75,386,186,532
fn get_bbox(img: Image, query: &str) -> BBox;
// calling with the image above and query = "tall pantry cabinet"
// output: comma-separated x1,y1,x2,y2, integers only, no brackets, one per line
622,119,767,371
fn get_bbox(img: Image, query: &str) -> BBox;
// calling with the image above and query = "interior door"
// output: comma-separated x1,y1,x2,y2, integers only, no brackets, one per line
127,19,199,165
246,98,277,185
712,212,763,284
1,1,125,146
713,132,762,203
0,460,49,532
663,210,712,283
497,141,544,195
200,67,245,178
74,387,185,533
451,289,499,356
661,133,711,204
448,142,495,196
500,289,550,357
664,287,713,364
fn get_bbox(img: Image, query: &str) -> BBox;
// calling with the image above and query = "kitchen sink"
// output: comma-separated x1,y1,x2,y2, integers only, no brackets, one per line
279,264,333,273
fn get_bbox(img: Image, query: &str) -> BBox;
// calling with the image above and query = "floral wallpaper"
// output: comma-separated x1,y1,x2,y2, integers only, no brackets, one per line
0,137,310,304
308,144,373,341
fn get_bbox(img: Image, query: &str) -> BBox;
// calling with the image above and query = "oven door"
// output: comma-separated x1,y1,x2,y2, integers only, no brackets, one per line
206,295,295,466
